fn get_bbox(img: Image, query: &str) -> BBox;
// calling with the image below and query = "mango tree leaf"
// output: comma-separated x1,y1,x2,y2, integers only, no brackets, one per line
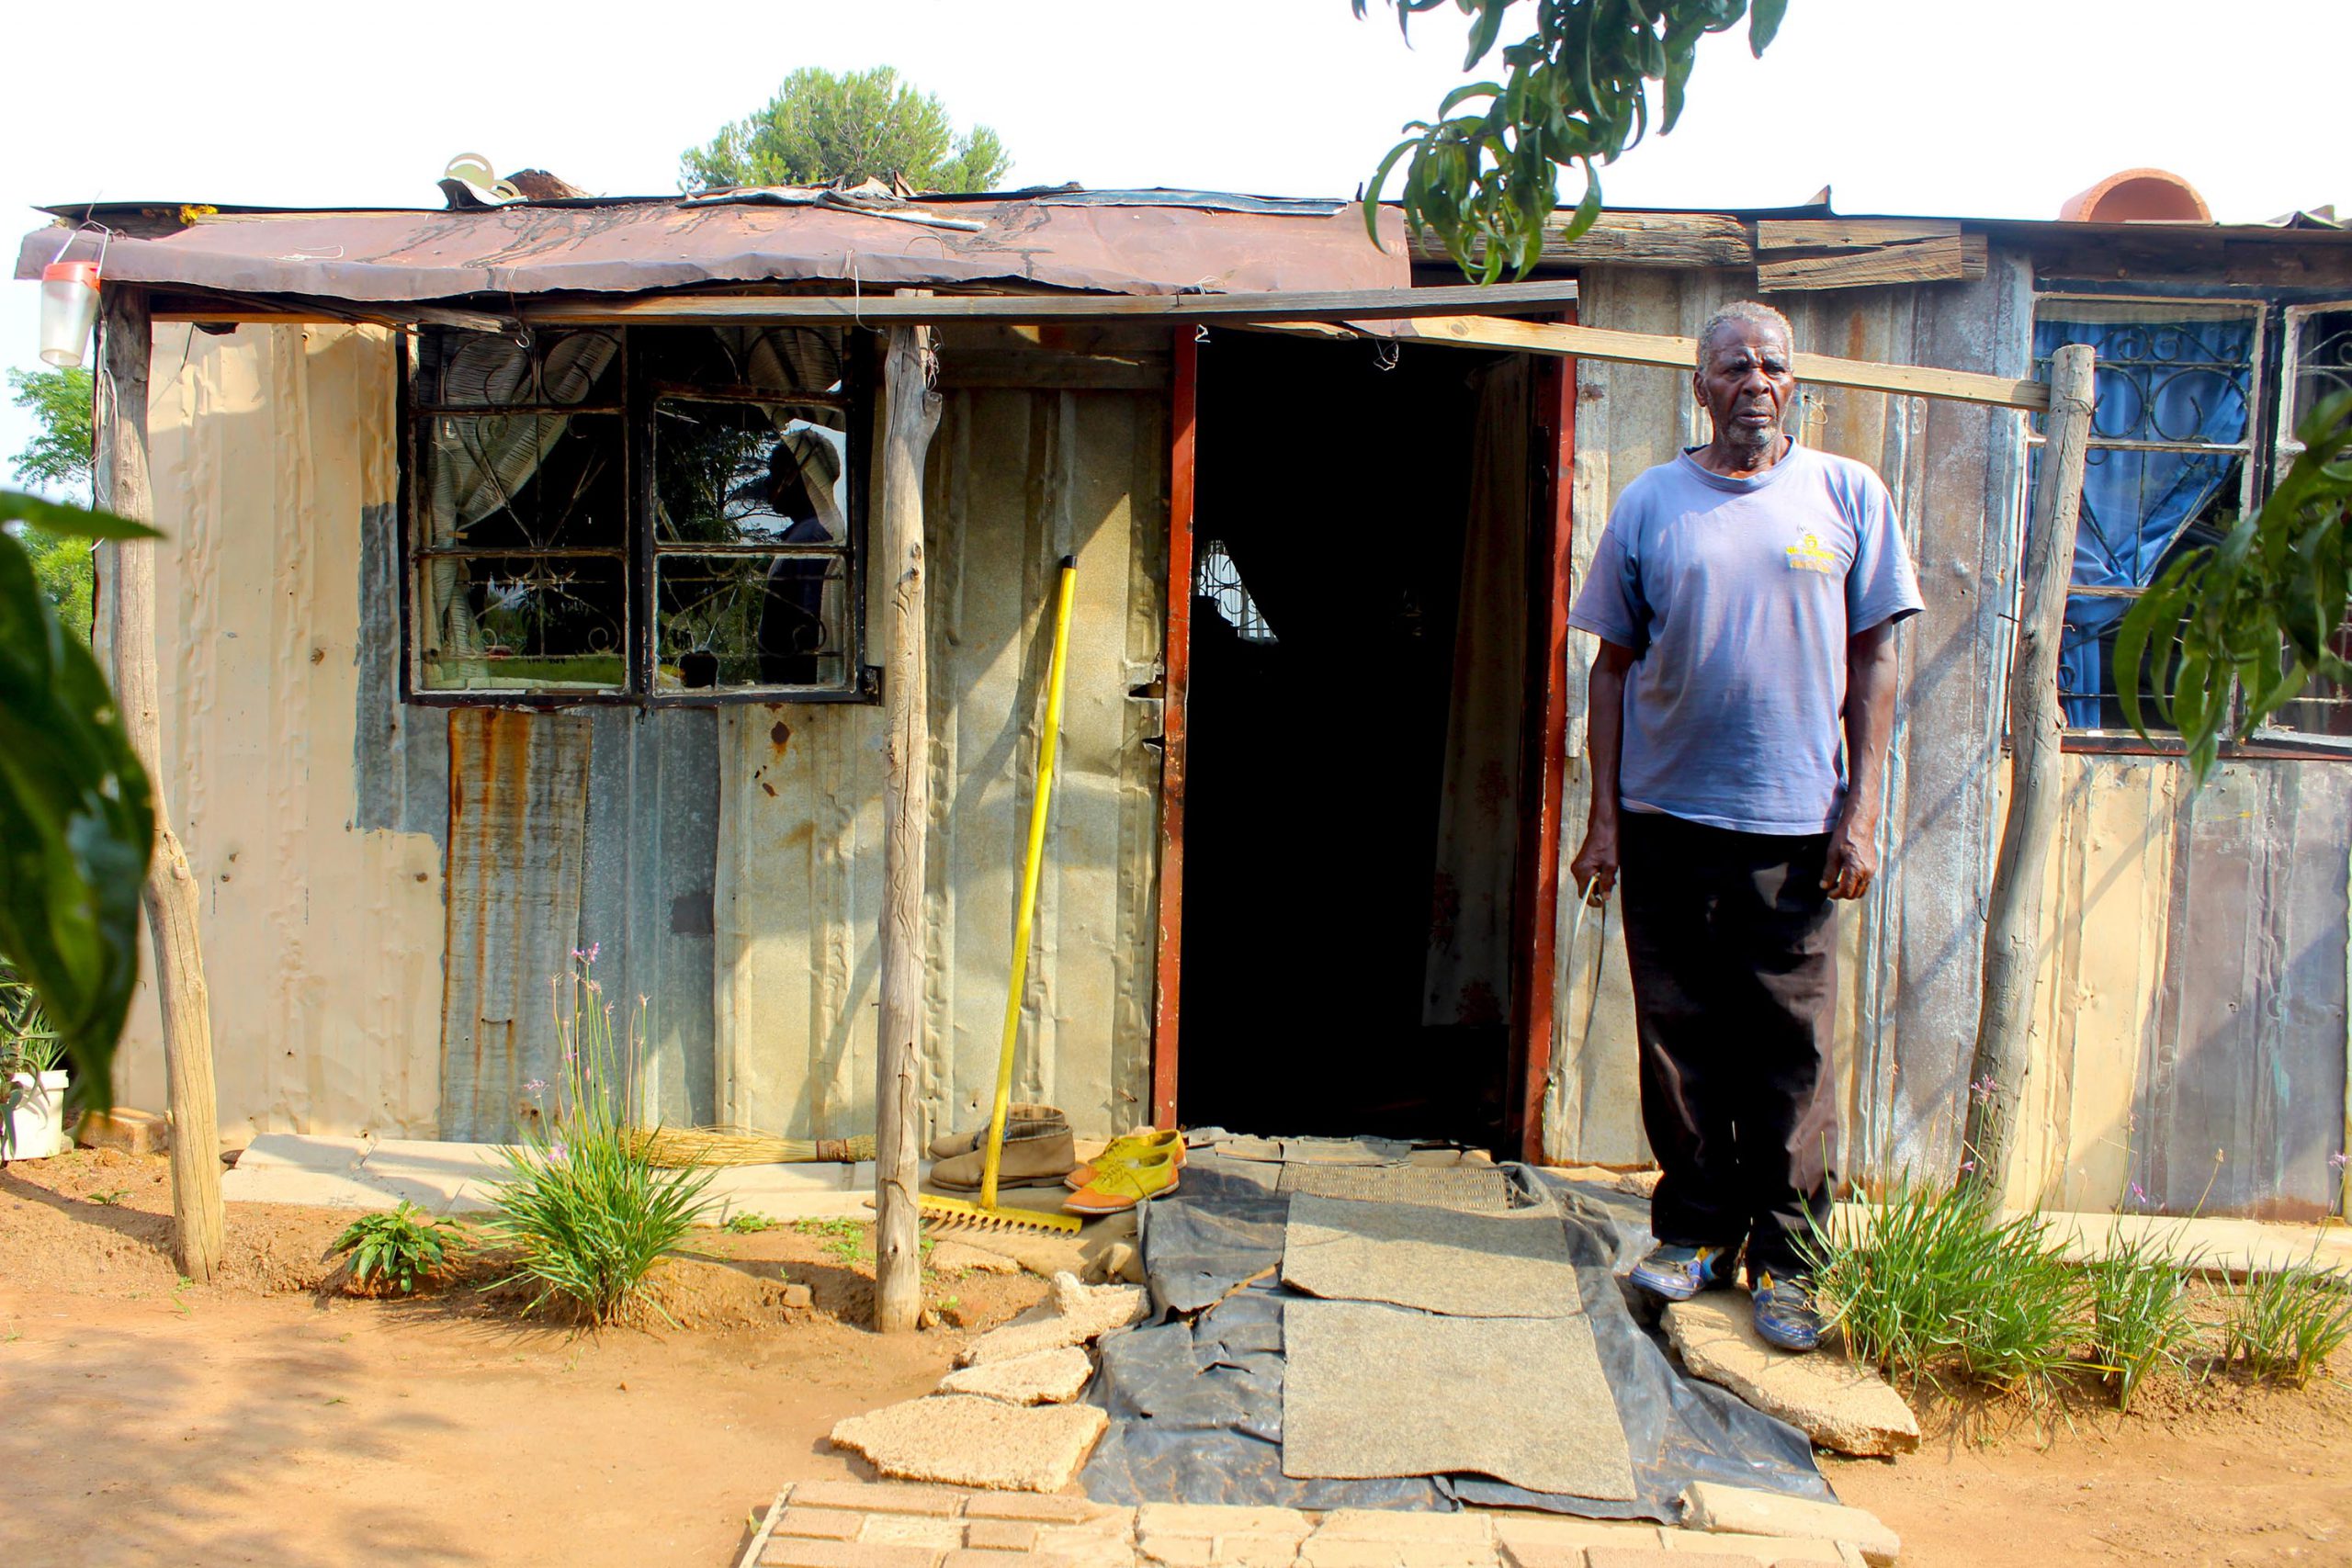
2,489,159,542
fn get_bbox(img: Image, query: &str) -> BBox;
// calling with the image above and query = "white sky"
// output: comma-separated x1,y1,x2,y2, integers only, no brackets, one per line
7,0,2346,486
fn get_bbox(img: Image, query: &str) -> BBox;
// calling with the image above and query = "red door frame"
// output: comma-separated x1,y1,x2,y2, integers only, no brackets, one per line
1149,330,1197,1130
1507,319,1578,1163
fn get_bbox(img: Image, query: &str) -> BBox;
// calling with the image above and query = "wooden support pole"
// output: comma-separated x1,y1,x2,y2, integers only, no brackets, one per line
95,287,225,1281
1960,343,2098,1197
874,302,943,1334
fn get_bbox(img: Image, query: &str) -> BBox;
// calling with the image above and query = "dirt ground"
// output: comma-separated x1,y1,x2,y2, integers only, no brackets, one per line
5,1149,2349,1568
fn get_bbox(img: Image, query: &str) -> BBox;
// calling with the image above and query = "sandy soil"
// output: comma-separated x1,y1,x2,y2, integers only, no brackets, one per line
1,1149,1047,1568
5,1149,2349,1568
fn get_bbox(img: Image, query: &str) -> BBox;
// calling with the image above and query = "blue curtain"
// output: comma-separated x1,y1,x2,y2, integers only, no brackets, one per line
2033,312,2253,726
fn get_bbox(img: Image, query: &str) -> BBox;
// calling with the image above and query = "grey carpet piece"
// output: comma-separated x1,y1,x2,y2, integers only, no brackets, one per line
1283,1194,1580,1318
1278,1136,1415,1166
1282,1298,1637,1502
1275,1162,1514,1211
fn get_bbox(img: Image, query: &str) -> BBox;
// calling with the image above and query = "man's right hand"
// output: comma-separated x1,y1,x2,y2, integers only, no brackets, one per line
1569,823,1619,905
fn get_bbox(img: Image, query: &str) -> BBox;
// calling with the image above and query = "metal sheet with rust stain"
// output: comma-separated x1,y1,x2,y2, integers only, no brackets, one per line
439,707,593,1143
16,196,1406,303
713,382,1168,1143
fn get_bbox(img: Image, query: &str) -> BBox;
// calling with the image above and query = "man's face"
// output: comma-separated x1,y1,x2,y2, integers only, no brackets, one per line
1694,320,1796,448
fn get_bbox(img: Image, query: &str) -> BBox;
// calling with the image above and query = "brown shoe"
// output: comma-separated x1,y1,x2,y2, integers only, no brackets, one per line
925,1104,1068,1161
930,1126,1079,1191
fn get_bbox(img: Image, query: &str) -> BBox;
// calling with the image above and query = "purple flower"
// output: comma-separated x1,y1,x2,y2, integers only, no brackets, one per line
570,942,601,966
2330,1151,2349,1172
523,1078,548,1095
1968,1074,1999,1103
1958,1159,1976,1174
2127,1181,2148,1207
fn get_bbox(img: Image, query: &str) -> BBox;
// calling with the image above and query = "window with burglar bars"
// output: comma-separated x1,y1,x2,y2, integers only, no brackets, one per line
2026,293,2352,748
406,323,869,701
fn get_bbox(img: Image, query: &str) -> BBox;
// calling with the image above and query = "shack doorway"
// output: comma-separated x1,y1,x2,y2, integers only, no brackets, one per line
1173,333,1542,1148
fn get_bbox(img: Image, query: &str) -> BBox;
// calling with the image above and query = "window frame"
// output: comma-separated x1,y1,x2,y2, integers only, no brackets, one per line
399,323,877,707
2244,298,2352,750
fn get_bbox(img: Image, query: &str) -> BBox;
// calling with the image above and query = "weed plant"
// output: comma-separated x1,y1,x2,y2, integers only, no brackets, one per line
2086,1228,2199,1412
334,1201,461,1294
2225,1256,2352,1387
483,956,714,1325
1806,1176,2086,1403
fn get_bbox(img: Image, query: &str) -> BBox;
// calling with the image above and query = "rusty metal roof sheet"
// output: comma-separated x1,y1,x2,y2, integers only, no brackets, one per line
15,191,1406,303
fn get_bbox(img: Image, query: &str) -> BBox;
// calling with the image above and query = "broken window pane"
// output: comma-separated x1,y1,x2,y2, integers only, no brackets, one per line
651,398,850,547
655,552,851,691
418,552,628,692
1195,538,1278,644
634,324,845,399
414,329,619,408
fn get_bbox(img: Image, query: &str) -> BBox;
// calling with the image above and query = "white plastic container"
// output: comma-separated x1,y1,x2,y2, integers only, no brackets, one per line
6,1070,69,1159
40,260,100,368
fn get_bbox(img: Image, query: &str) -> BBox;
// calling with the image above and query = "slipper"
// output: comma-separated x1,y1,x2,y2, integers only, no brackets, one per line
1065,1127,1186,1190
1062,1150,1181,1216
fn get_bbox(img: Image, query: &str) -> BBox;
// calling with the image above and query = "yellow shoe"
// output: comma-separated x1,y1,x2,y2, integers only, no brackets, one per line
1063,1148,1182,1216
1065,1127,1186,1190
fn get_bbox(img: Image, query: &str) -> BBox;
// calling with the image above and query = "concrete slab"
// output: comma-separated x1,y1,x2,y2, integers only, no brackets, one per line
233,1133,370,1174
956,1274,1148,1367
937,1346,1095,1404
1662,1296,1918,1457
1678,1484,1898,1567
219,1166,409,1211
829,1394,1110,1492
358,1140,509,1213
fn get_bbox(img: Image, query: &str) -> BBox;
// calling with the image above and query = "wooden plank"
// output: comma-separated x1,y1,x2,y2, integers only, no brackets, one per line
874,305,943,1335
1756,219,1962,251
520,277,1582,328
1362,313,2049,411
96,285,225,1283
1410,210,1752,269
935,350,1169,390
1151,331,1197,1131
1758,234,1988,291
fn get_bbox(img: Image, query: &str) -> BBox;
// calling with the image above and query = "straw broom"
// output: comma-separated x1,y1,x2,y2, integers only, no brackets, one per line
627,1126,876,1168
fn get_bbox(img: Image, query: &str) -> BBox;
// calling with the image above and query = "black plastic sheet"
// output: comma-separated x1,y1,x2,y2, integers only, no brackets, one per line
1077,1153,1833,1522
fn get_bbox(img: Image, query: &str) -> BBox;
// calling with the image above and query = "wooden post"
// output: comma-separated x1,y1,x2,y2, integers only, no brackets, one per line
1960,343,2097,1196
94,287,225,1281
874,305,943,1333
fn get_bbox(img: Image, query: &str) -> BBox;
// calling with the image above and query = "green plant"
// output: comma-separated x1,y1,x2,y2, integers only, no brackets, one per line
88,1187,126,1205
1806,1176,2086,1402
2225,1257,2352,1387
1361,0,1787,279
334,1201,461,1295
681,66,1011,194
482,959,714,1325
722,1212,780,1235
2118,390,2352,781
2086,1228,2199,1412
796,1215,868,1265
2,489,161,1115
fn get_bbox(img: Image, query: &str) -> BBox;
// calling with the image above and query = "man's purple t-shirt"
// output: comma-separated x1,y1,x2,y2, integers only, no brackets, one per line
1567,440,1923,836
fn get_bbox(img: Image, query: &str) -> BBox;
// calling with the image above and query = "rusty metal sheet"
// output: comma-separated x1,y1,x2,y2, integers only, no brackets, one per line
440,707,594,1143
17,196,1406,303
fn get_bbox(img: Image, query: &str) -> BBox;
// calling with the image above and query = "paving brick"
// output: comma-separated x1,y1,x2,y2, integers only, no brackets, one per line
967,1521,1043,1552
1661,1532,1838,1563
1295,1541,1496,1568
790,1482,971,1518
944,1553,1087,1568
1138,1539,1217,1568
1675,1487,1898,1568
761,1538,945,1568
1139,1506,1312,1540
1314,1513,1494,1545
861,1517,969,1551
1495,1517,1667,1568
1035,1516,1139,1563
1587,1551,1757,1568
966,1495,1128,1526
775,1510,869,1541
1216,1531,1311,1568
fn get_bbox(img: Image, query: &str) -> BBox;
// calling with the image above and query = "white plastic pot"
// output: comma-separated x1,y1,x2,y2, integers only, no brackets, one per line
6,1070,69,1159
40,261,100,369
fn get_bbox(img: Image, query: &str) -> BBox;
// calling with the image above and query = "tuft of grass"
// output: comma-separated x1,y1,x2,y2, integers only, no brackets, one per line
2086,1227,2199,1411
2225,1257,2352,1387
721,1212,780,1235
482,959,715,1326
795,1215,868,1265
1805,1175,2086,1402
334,1201,461,1295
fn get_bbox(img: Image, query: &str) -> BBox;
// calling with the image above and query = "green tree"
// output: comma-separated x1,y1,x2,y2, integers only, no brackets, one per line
1363,0,1787,279
680,66,1012,194
6,367,96,640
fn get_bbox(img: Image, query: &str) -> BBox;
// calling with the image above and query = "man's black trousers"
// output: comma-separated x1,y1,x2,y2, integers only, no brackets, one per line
1617,809,1839,1280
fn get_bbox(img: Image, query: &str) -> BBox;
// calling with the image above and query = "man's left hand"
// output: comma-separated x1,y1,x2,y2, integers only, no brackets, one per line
1821,818,1877,900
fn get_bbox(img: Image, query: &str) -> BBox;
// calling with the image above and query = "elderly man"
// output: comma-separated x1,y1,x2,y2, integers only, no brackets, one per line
1566,300,1921,1352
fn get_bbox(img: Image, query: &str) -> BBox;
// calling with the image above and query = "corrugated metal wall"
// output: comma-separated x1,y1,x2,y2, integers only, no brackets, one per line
137,323,447,1136
713,378,1168,1145
1544,261,2351,1216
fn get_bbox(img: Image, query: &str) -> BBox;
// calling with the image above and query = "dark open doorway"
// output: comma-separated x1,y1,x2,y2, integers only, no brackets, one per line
1173,332,1534,1148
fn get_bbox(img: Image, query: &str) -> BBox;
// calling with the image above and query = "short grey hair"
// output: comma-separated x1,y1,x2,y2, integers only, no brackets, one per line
1696,301,1794,368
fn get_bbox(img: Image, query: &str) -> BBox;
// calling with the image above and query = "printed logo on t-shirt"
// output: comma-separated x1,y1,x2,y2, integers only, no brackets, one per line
1785,530,1838,574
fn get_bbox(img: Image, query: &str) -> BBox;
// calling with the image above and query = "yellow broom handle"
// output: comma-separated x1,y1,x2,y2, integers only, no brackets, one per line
982,558,1079,1210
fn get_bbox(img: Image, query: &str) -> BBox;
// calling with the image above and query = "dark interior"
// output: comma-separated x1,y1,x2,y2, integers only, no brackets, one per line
1176,333,1519,1148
